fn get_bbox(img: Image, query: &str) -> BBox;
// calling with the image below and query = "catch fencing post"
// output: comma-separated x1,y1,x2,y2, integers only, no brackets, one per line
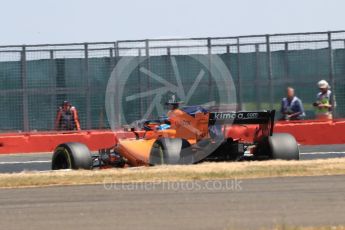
109,48,113,59
50,50,57,129
84,43,91,129
226,45,230,54
49,50,54,59
21,45,29,132
167,47,171,56
284,42,289,90
328,32,336,118
145,40,151,117
236,38,242,110
113,41,121,123
138,48,144,117
207,37,212,102
109,47,114,70
109,47,115,79
266,35,274,110
255,44,261,110
114,42,119,58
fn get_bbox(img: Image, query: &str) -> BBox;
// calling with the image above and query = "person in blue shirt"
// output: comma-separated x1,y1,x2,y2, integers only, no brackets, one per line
280,87,305,120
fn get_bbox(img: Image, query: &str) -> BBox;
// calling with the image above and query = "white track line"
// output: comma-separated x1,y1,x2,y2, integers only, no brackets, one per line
300,151,345,155
0,160,51,165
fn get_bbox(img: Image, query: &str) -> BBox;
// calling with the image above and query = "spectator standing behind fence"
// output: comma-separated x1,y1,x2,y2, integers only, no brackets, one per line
54,101,81,131
313,80,335,120
280,87,305,120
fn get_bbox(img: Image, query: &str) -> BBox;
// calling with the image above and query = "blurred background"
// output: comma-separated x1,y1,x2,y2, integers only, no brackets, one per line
0,0,344,131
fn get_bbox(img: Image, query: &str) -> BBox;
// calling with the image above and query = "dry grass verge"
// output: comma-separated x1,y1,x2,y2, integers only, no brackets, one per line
1,158,345,188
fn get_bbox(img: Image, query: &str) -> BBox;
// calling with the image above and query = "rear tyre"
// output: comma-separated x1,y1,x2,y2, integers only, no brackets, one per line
268,133,299,160
149,138,190,165
52,142,93,170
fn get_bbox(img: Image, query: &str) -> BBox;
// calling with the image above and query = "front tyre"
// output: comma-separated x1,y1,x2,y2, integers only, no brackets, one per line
52,142,93,170
149,138,190,165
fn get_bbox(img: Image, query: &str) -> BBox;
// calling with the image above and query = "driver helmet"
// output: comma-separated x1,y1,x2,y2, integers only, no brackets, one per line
165,95,182,109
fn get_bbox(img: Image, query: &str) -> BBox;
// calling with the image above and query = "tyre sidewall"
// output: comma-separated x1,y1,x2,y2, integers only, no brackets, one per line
268,133,300,160
52,142,92,170
150,138,190,165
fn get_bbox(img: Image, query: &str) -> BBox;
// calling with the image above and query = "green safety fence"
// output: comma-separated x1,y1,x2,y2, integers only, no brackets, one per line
0,32,344,132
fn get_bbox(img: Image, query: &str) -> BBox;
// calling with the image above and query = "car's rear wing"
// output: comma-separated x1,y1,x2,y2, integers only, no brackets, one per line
209,110,276,135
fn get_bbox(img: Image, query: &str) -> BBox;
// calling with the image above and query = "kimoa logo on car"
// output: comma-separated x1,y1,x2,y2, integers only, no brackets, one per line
213,112,237,120
213,112,259,120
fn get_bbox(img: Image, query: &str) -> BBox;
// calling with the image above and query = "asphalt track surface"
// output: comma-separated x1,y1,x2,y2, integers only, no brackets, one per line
0,175,344,230
1,144,345,173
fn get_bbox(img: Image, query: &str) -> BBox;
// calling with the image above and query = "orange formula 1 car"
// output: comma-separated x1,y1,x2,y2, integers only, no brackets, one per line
51,106,299,170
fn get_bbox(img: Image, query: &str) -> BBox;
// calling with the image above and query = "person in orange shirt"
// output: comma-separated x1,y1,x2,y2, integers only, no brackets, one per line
54,101,81,131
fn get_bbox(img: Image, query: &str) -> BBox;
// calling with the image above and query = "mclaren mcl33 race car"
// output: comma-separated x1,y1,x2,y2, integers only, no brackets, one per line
51,106,300,170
